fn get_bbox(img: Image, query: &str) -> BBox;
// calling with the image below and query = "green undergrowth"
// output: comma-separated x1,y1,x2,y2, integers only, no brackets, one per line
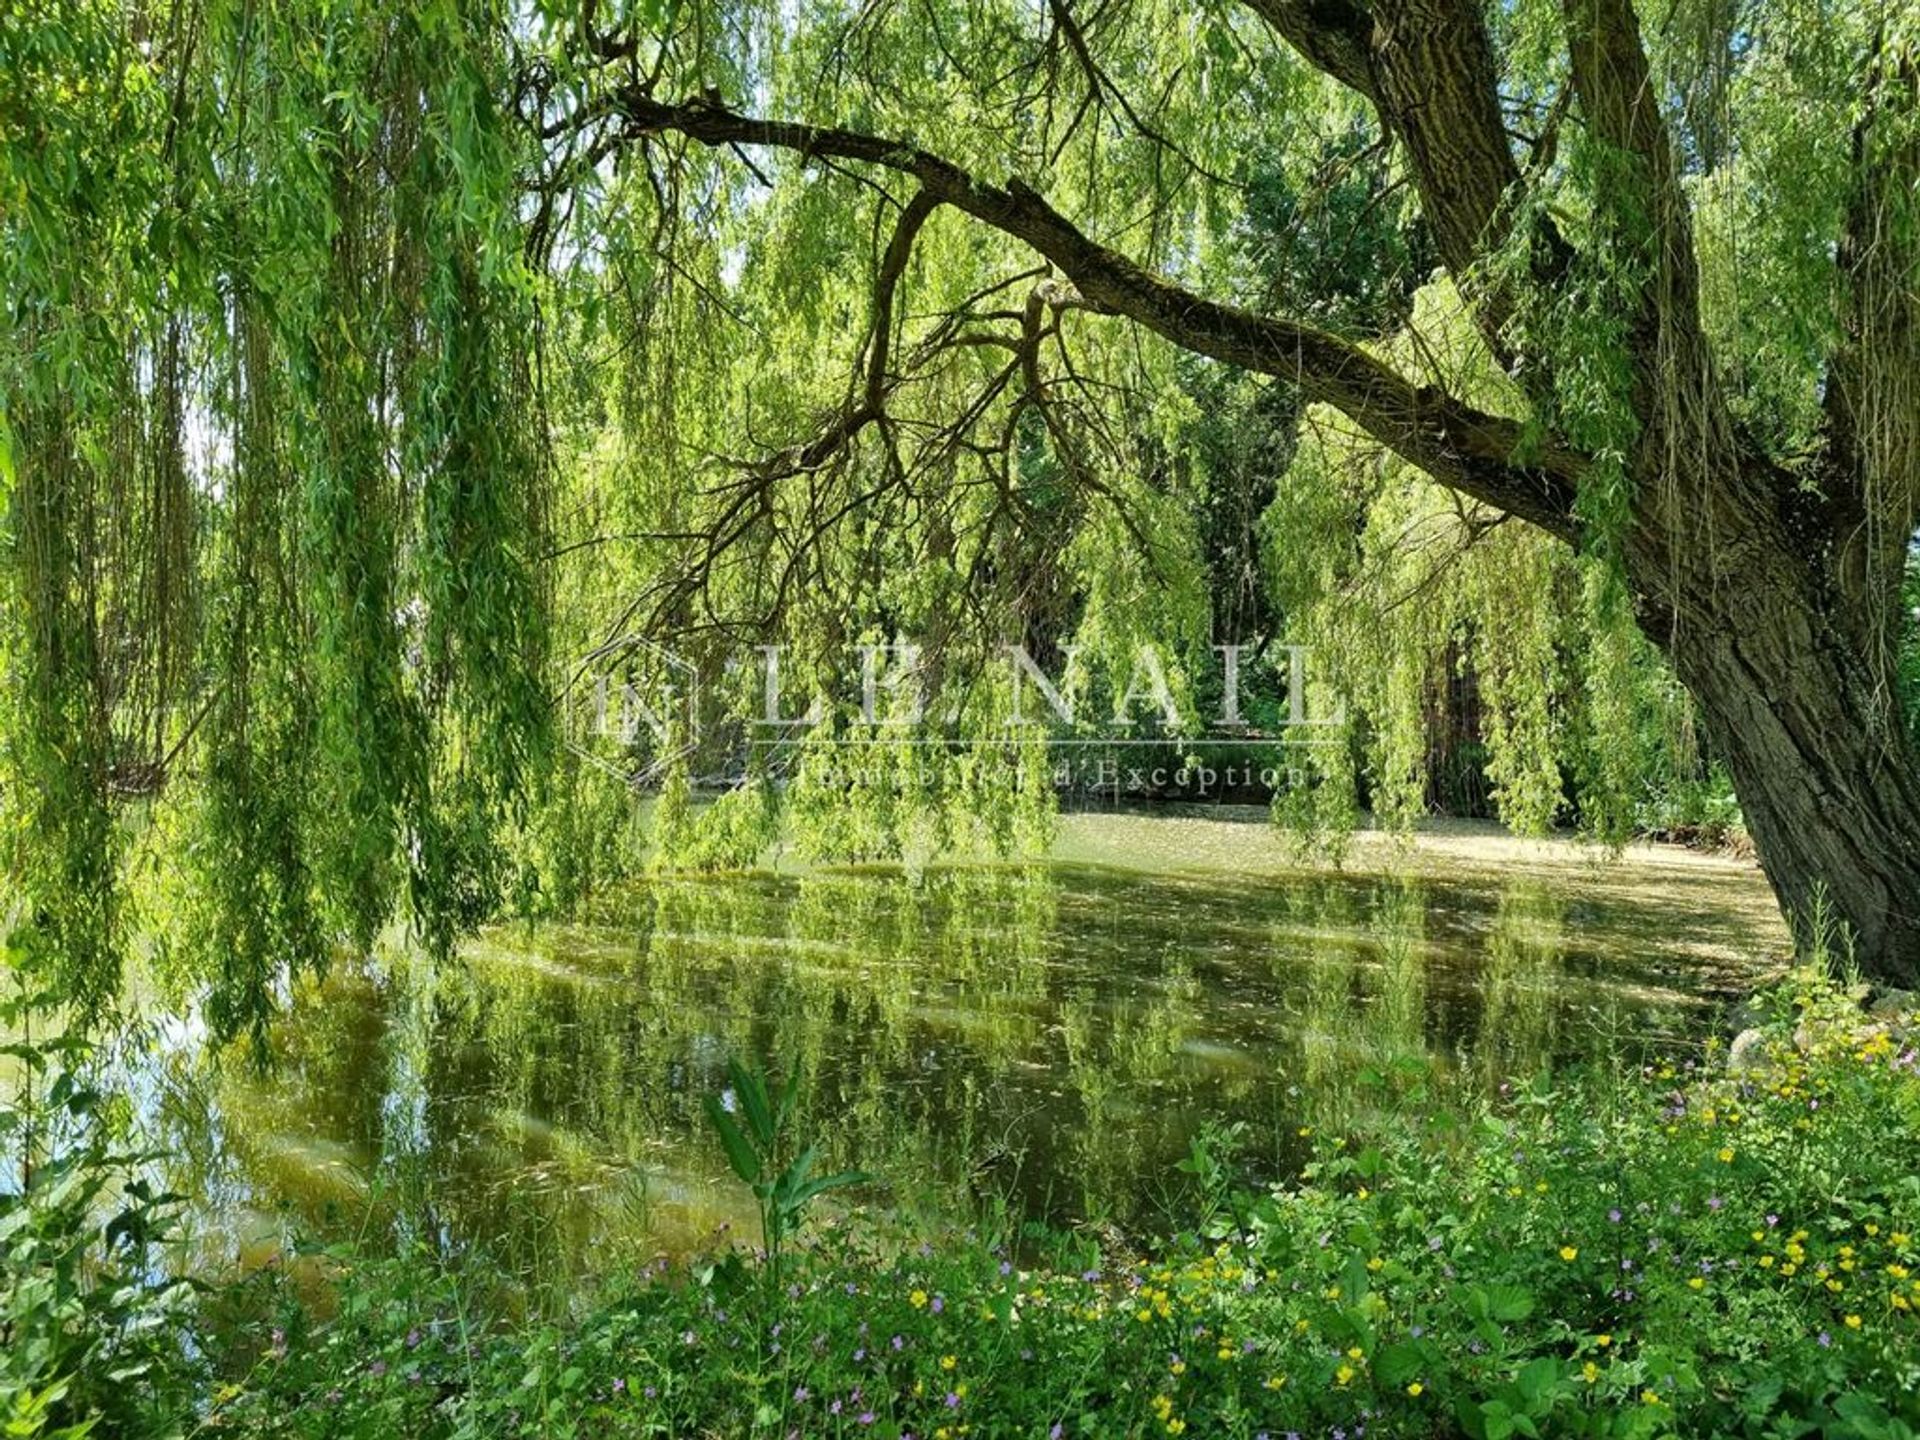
6,972,1919,1439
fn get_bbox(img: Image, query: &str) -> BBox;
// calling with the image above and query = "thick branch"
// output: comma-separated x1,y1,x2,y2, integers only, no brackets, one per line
1239,0,1376,99
1826,42,1920,653
1241,0,1570,357
611,92,1585,541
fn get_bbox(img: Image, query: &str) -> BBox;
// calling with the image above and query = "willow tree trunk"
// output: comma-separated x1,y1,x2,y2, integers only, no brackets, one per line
1625,481,1920,989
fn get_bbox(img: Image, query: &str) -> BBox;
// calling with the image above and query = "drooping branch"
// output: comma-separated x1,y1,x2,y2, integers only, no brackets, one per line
608,91,1586,542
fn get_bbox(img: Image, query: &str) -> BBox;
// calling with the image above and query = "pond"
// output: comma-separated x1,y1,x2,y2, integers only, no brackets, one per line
123,814,1785,1290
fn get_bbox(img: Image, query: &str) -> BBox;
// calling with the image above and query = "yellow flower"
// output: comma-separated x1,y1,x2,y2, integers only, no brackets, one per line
1336,1365,1356,1386
941,1354,957,1371
1265,1375,1287,1391
1366,1257,1384,1272
1718,1147,1735,1163
1844,1314,1863,1329
1216,1347,1233,1362
1892,1232,1910,1247
910,1289,929,1309
1688,1277,1706,1291
1169,1360,1186,1376
1596,1334,1612,1347
1357,1187,1371,1201
1582,1362,1600,1384
1759,1255,1775,1268
1347,1347,1364,1361
1866,1224,1880,1236
1167,1422,1187,1436
1407,1382,1424,1398
1560,1246,1579,1262
1297,1126,1312,1137
1643,1391,1663,1406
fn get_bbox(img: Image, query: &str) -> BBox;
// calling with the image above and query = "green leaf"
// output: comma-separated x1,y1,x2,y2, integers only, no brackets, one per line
704,1097,760,1184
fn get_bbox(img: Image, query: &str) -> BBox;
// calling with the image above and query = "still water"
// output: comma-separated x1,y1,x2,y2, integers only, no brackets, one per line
126,819,1783,1286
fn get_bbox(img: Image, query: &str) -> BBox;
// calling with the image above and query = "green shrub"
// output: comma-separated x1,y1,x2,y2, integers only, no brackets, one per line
1,993,199,1438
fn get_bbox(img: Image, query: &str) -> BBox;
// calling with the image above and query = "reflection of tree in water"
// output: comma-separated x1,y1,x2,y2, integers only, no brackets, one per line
1473,881,1568,1088
159,862,1710,1283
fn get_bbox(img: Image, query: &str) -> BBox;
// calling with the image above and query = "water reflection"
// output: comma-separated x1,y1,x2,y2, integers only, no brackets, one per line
138,861,1758,1285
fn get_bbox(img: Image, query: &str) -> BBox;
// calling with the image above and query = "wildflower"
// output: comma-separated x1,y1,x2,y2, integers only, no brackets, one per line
940,1355,957,1371
1596,1334,1612,1347
1688,1276,1706,1291
1844,1314,1862,1329
1582,1362,1599,1384
1717,1147,1735,1163
1560,1246,1579,1262
930,1295,945,1314
1406,1382,1424,1397
910,1289,929,1309
1336,1364,1356,1386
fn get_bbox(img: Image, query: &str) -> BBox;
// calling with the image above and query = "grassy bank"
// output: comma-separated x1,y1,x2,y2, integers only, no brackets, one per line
7,971,1919,1439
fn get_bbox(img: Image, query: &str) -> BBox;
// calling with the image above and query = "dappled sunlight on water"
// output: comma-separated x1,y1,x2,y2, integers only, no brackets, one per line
123,826,1786,1288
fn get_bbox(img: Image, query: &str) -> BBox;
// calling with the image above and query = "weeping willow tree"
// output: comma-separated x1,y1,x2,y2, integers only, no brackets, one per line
1,0,1917,1019
529,0,1920,982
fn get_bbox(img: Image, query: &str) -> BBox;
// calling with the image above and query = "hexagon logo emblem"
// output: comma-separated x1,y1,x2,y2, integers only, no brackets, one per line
562,634,699,788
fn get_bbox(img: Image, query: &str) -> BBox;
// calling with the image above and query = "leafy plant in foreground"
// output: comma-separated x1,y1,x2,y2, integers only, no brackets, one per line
704,1057,869,1284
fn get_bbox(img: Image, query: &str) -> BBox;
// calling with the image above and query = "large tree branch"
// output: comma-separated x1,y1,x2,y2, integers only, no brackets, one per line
1825,41,1920,674
610,91,1585,541
1562,0,1731,467
1239,0,1377,100
1240,0,1570,358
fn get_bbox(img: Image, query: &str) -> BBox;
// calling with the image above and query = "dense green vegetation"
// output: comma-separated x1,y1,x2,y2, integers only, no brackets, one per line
7,968,1918,1438
3,0,1919,1018
5,0,1920,1433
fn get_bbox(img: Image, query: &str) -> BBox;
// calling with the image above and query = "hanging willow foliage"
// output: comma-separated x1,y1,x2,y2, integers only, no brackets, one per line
6,0,1918,1019
1,0,551,1039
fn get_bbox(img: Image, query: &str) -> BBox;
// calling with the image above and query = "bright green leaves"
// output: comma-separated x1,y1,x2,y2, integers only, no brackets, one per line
705,1057,870,1280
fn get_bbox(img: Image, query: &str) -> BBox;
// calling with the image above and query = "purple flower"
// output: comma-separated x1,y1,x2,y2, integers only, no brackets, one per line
1818,1331,1832,1348
1000,1260,1013,1276
368,1361,388,1379
793,1386,810,1403
891,1335,905,1351
1709,1196,1725,1211
930,1295,945,1314
612,1378,626,1395
1608,1208,1623,1223
859,1413,876,1426
945,1391,961,1408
